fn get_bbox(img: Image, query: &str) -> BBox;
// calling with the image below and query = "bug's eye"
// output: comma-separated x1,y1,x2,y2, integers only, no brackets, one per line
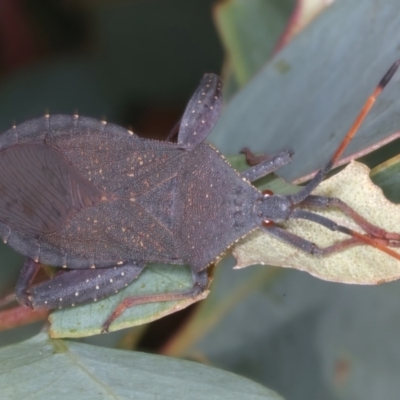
262,219,274,228
262,189,273,197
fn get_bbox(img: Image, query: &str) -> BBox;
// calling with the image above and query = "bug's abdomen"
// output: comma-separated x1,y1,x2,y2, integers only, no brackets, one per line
0,143,103,236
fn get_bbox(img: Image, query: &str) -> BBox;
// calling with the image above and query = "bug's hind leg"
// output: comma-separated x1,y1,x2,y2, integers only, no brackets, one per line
177,74,223,149
16,261,146,310
101,268,209,333
240,150,293,182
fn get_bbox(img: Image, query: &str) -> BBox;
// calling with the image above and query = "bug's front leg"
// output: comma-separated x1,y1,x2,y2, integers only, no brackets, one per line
15,259,146,310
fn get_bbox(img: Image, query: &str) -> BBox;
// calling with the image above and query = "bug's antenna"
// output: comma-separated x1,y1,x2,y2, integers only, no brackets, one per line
290,59,400,205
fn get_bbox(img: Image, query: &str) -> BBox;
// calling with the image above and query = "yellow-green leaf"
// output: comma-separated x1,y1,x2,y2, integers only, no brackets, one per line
234,162,400,284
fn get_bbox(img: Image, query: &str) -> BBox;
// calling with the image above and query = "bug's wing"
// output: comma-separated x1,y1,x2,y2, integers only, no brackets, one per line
45,115,184,198
45,197,181,267
0,143,102,236
42,115,184,265
42,176,181,267
177,74,223,148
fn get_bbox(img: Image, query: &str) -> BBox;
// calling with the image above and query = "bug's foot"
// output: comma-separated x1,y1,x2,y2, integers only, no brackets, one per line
101,324,110,334
383,232,400,242
240,147,268,166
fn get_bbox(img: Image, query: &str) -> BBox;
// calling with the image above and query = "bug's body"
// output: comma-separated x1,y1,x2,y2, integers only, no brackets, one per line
2,63,400,332
0,115,259,272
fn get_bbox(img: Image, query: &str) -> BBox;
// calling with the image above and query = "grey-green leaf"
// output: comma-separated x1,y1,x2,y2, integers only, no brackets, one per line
214,0,295,86
0,333,284,400
210,0,400,182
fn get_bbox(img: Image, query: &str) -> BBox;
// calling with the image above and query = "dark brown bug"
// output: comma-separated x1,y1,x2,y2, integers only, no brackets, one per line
2,61,400,332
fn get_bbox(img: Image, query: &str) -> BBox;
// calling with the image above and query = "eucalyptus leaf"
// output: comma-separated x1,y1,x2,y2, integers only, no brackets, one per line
370,153,400,203
0,333,284,400
214,0,295,86
210,0,400,182
316,282,400,400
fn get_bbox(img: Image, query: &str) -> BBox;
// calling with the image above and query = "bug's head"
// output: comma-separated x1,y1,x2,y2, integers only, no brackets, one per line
255,190,292,225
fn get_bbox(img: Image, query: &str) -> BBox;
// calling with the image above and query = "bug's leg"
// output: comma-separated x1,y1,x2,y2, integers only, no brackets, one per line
264,223,363,255
101,268,208,332
301,195,400,241
177,74,223,149
21,262,146,310
240,147,270,166
240,150,293,182
240,147,293,167
288,209,400,260
15,258,42,307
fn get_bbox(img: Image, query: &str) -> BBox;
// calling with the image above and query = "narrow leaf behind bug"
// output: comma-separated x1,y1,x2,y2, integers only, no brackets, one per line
210,0,400,182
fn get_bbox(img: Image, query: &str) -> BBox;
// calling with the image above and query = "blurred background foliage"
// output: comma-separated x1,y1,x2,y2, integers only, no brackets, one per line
1,1,400,399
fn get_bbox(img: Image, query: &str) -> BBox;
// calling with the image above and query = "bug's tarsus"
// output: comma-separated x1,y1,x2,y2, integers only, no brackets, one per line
240,150,293,182
240,147,269,166
347,231,400,261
